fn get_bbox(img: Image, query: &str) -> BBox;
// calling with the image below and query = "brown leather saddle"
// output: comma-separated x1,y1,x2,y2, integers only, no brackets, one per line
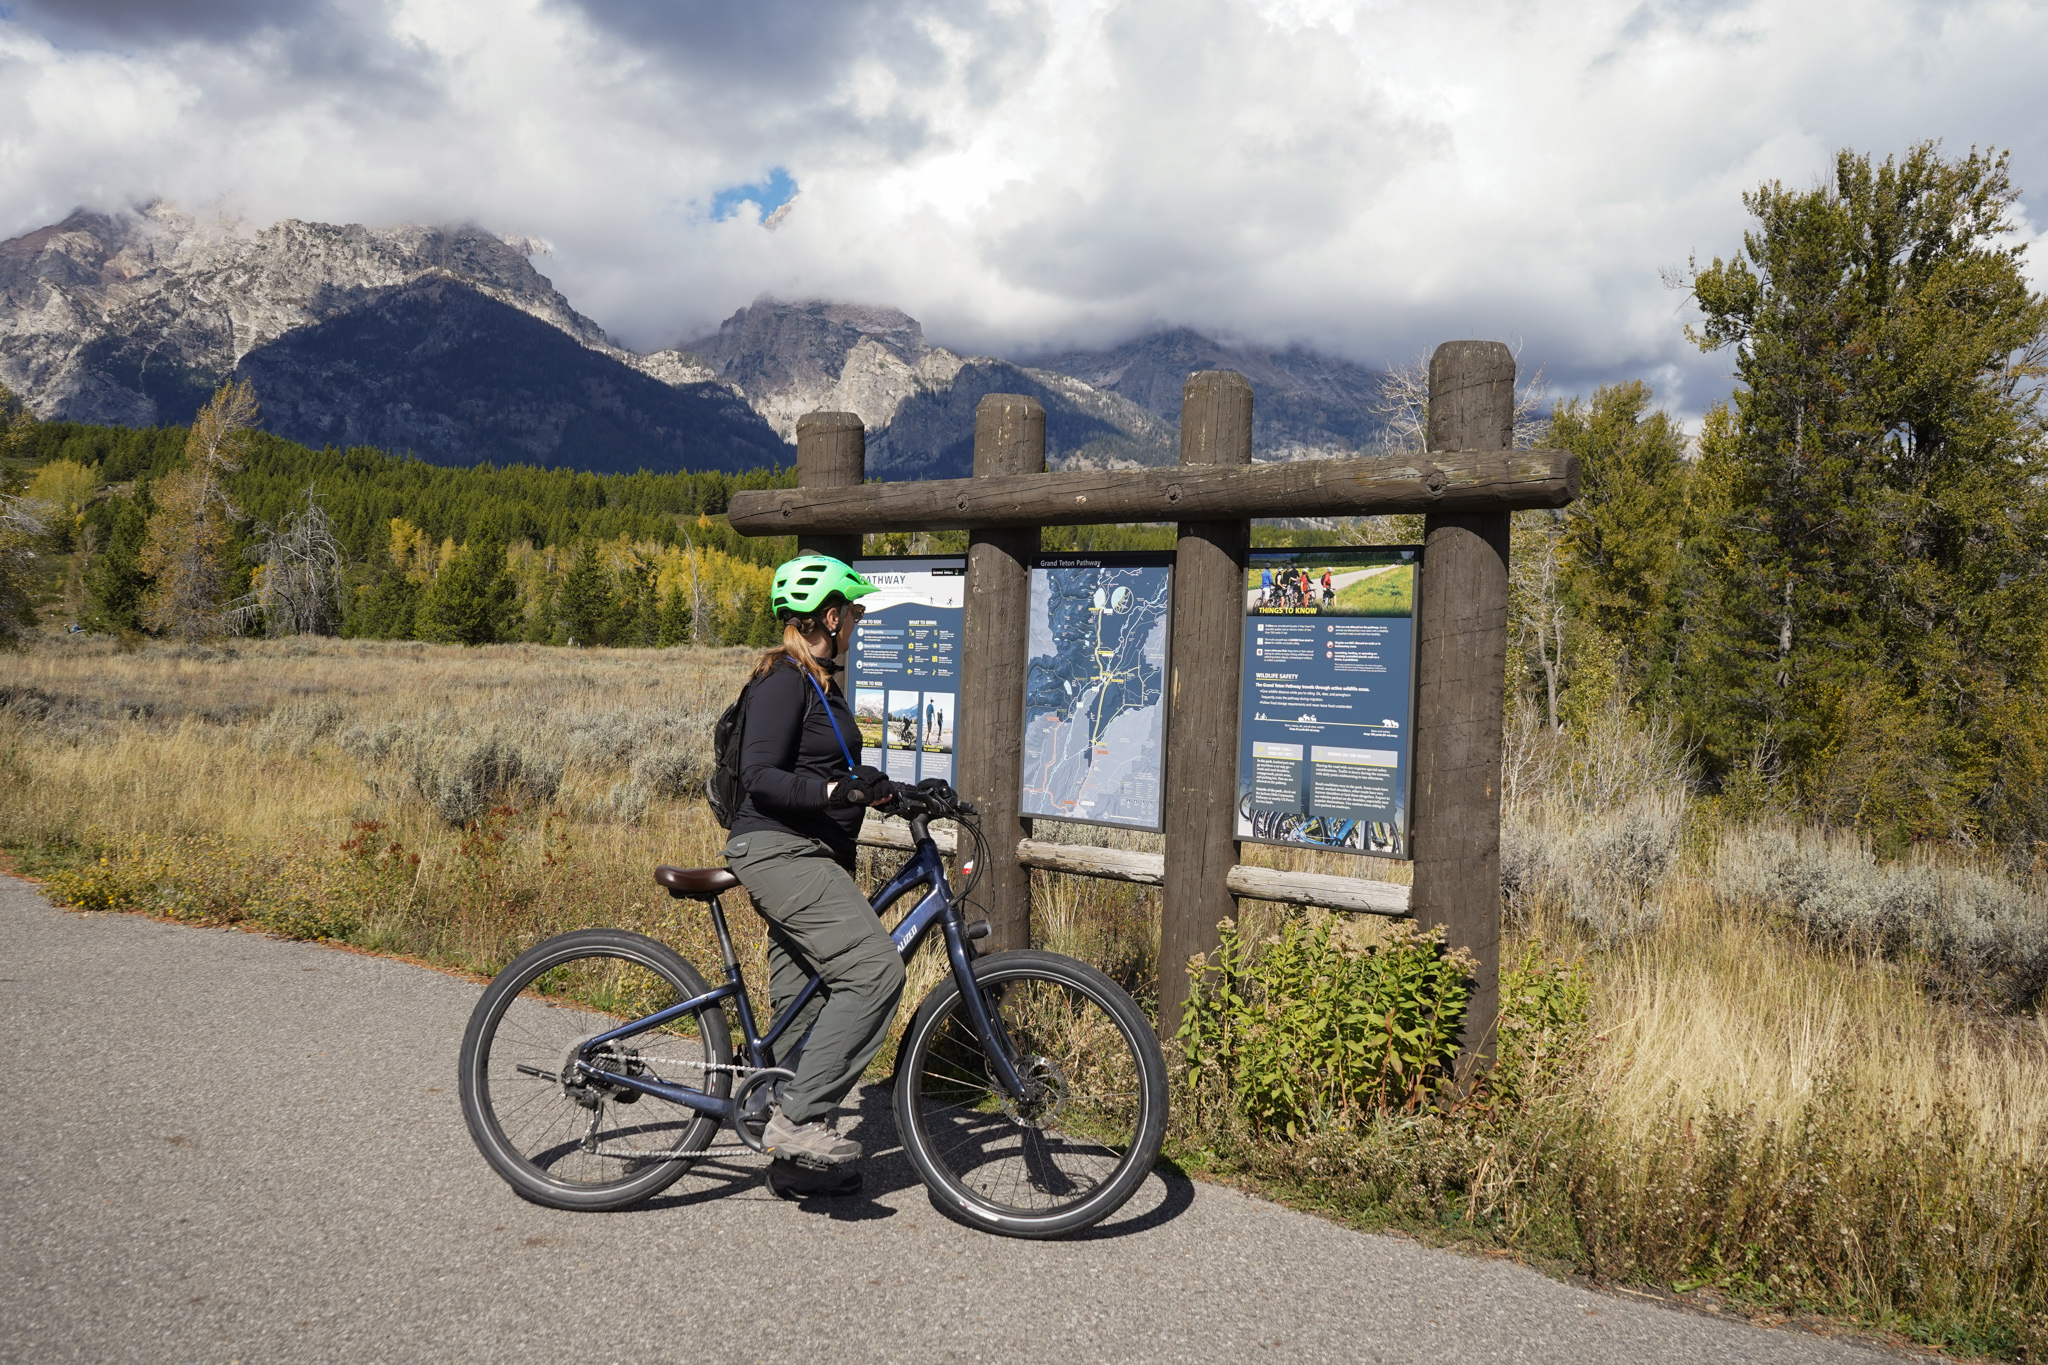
653,865,739,899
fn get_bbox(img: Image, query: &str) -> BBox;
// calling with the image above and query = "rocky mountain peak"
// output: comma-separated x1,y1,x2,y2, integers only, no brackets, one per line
1027,327,1387,459
0,202,610,427
680,296,963,443
1,204,1387,480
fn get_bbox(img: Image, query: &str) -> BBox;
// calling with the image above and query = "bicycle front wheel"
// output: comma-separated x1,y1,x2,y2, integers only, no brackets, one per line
459,929,733,1211
893,949,1167,1239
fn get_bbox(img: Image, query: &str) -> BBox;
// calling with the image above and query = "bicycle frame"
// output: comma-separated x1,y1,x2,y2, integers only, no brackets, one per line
559,820,1029,1126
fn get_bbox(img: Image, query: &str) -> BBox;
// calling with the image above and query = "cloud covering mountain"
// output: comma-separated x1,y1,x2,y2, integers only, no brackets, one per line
3,1,2041,427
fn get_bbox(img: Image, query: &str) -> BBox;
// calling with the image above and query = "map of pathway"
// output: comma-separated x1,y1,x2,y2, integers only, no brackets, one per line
1022,560,1171,827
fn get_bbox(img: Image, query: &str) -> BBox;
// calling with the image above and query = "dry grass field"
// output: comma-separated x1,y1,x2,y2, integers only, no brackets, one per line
3,635,2045,1353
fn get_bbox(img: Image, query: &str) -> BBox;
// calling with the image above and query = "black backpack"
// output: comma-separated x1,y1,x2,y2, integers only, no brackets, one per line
706,671,817,829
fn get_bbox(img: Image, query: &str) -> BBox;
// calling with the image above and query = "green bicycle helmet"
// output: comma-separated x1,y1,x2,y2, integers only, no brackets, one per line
770,554,877,620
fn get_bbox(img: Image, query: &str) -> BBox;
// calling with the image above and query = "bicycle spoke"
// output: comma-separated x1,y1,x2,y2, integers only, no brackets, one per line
464,938,732,1204
903,964,1148,1216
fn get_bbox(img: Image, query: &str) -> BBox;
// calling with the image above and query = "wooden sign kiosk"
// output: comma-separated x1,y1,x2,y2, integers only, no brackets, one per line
727,342,1577,1060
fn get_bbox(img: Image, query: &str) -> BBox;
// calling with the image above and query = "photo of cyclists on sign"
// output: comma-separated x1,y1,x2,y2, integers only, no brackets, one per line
1246,551,1416,617
1237,547,1418,857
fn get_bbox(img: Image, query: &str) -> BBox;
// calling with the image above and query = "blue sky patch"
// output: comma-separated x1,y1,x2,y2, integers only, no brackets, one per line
710,167,796,224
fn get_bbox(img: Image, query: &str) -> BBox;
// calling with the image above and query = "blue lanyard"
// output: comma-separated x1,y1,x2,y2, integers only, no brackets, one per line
805,672,858,773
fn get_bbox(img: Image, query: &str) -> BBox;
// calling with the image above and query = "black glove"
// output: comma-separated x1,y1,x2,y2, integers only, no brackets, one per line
831,764,896,808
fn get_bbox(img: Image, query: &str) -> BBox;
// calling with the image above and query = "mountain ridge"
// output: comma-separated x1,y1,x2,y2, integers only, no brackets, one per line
1,205,1388,478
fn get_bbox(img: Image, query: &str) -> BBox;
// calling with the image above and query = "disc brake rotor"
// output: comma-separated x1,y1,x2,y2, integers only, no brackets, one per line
995,1055,1069,1129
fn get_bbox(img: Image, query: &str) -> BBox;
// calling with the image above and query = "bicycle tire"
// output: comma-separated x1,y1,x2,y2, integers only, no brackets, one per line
893,949,1167,1239
459,929,733,1211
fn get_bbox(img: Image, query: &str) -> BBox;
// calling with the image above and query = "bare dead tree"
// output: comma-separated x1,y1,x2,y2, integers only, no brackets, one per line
1300,353,1554,546
226,483,348,637
680,525,707,644
1509,510,1569,730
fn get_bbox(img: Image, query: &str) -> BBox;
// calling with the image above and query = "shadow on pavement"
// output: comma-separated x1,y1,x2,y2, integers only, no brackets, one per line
630,1080,1195,1235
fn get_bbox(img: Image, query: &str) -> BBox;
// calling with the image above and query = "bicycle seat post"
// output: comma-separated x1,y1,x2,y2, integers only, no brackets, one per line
705,892,743,984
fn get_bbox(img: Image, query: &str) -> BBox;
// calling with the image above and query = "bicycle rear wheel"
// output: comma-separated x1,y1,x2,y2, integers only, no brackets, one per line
893,949,1167,1239
459,929,732,1211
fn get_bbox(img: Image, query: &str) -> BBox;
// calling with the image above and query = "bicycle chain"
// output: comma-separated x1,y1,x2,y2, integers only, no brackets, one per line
595,1145,760,1161
586,1056,770,1161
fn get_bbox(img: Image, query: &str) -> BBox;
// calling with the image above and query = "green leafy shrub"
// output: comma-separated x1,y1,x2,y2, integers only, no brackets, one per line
1178,914,1475,1137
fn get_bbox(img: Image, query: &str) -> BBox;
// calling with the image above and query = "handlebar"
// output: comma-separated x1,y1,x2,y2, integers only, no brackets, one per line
875,779,988,910
884,778,976,821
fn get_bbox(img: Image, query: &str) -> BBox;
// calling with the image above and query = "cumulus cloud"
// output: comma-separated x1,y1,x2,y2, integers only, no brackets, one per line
2,0,2043,418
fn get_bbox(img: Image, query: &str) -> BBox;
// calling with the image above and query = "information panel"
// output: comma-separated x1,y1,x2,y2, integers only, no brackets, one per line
1235,547,1418,857
847,557,965,786
1020,552,1174,831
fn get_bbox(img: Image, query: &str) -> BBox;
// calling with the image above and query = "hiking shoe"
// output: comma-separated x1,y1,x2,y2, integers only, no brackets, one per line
761,1111,860,1165
766,1158,863,1200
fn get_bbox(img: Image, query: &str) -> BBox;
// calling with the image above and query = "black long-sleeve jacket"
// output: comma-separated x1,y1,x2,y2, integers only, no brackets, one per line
730,657,865,869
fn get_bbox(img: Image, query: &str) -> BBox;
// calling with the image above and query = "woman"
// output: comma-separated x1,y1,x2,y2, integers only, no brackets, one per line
723,554,903,1187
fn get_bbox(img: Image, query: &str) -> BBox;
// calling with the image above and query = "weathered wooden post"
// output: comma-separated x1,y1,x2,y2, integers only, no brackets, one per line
793,411,865,561
956,395,1045,951
1410,341,1514,1074
1158,372,1254,1035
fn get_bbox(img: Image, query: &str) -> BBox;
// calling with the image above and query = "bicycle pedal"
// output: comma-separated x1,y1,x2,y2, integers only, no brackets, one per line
775,1152,845,1173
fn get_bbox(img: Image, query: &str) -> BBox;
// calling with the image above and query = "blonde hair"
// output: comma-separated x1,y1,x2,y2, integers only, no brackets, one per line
751,617,831,687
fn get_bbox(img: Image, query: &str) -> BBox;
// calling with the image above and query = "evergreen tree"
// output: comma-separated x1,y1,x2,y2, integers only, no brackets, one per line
558,541,614,647
521,574,562,644
82,494,152,633
654,582,693,647
0,385,39,644
416,525,516,646
1550,381,1692,713
346,572,423,640
1681,143,2048,841
744,596,780,647
612,561,655,647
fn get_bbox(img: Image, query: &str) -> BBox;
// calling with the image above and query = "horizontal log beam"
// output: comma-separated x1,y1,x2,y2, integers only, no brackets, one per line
1018,838,1166,885
1225,864,1411,917
727,449,1577,535
859,823,1410,916
1015,838,1411,917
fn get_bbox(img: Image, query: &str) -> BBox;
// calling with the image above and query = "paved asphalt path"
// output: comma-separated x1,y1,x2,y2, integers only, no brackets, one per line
1,877,1918,1364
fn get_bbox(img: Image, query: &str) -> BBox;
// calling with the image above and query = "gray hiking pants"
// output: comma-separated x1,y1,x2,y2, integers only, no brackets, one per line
723,830,906,1124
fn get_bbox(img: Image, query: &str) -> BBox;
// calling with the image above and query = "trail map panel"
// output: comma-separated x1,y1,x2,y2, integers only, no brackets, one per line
1020,553,1173,831
848,557,964,786
1236,547,1418,857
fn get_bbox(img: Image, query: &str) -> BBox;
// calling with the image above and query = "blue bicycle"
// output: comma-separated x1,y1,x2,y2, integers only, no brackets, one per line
457,781,1169,1239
